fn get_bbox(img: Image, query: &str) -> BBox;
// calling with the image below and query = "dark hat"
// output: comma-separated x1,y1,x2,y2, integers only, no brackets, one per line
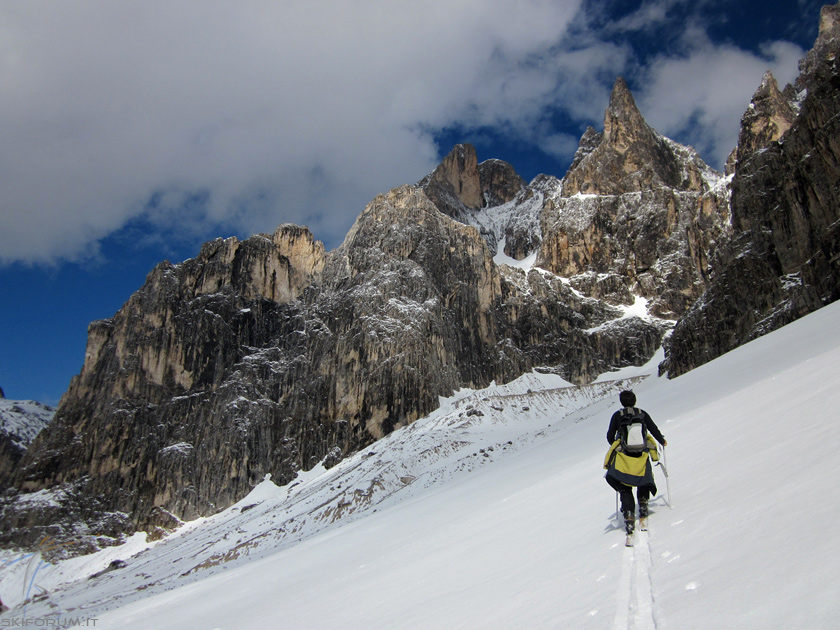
619,390,636,407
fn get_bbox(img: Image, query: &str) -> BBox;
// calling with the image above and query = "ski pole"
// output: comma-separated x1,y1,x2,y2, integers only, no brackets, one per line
660,444,672,509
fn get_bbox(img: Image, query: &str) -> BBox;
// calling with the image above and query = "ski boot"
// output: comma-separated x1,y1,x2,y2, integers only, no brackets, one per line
639,501,649,531
623,510,635,546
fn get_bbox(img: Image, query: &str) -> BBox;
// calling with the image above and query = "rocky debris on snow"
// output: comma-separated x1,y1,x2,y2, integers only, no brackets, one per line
0,482,133,556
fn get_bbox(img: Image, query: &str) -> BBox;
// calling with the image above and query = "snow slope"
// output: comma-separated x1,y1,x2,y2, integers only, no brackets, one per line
0,398,54,449
3,301,839,629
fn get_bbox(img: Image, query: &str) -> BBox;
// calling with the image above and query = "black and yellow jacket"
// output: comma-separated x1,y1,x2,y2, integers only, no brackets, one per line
604,436,659,489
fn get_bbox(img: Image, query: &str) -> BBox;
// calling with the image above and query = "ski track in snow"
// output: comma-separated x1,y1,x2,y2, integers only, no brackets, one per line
613,542,634,629
613,525,657,630
632,530,657,629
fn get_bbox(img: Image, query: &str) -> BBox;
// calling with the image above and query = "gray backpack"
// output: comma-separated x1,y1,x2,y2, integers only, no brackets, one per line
619,407,648,454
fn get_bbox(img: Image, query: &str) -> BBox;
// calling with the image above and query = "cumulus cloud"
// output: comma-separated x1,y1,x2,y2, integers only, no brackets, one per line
0,0,814,265
638,37,804,169
606,0,687,33
0,0,585,264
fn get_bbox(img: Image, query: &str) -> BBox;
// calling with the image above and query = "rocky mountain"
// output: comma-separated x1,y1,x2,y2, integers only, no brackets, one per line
536,78,731,319
0,396,54,491
663,3,840,377
417,143,537,259
2,175,670,549
3,5,838,554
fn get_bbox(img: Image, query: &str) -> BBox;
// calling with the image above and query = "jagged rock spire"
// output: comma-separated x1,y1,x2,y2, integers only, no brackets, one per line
537,76,730,318
561,77,708,196
728,71,797,171
419,143,525,221
603,77,651,150
419,144,483,217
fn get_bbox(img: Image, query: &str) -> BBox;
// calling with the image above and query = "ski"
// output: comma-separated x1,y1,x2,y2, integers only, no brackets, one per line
625,533,634,547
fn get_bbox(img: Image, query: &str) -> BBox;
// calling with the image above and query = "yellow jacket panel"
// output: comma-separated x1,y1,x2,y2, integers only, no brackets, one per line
604,436,659,489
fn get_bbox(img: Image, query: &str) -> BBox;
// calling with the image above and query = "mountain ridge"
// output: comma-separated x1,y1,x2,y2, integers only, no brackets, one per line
663,1,840,376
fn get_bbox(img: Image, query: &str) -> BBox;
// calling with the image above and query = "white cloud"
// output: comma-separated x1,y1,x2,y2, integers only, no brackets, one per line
538,132,582,161
638,38,804,169
0,0,586,264
0,0,815,265
606,0,688,33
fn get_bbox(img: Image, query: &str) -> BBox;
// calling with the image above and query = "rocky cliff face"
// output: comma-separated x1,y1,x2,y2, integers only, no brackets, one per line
663,3,840,377
536,78,731,318
4,226,334,545
4,173,667,549
418,144,536,258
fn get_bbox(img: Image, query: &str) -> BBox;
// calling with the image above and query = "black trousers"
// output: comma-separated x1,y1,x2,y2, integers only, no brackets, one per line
606,475,652,516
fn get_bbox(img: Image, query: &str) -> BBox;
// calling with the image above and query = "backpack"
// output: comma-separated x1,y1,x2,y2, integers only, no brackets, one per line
618,407,648,454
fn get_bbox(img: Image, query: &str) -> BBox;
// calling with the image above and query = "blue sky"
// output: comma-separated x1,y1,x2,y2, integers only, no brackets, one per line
0,0,826,405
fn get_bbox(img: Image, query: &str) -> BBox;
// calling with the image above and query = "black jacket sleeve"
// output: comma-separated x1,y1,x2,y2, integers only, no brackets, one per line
643,410,666,445
606,410,621,444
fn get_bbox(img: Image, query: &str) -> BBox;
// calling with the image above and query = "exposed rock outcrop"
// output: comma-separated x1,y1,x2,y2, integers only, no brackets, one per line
664,3,840,377
725,71,798,173
418,144,533,258
562,78,688,196
537,78,731,318
5,177,667,548
419,144,525,220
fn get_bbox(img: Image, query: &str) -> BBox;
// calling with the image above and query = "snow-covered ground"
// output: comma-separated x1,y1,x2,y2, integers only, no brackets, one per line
0,398,54,449
493,235,539,270
2,301,839,629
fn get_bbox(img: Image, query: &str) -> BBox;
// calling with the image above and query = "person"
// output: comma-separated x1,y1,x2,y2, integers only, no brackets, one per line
604,390,667,534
